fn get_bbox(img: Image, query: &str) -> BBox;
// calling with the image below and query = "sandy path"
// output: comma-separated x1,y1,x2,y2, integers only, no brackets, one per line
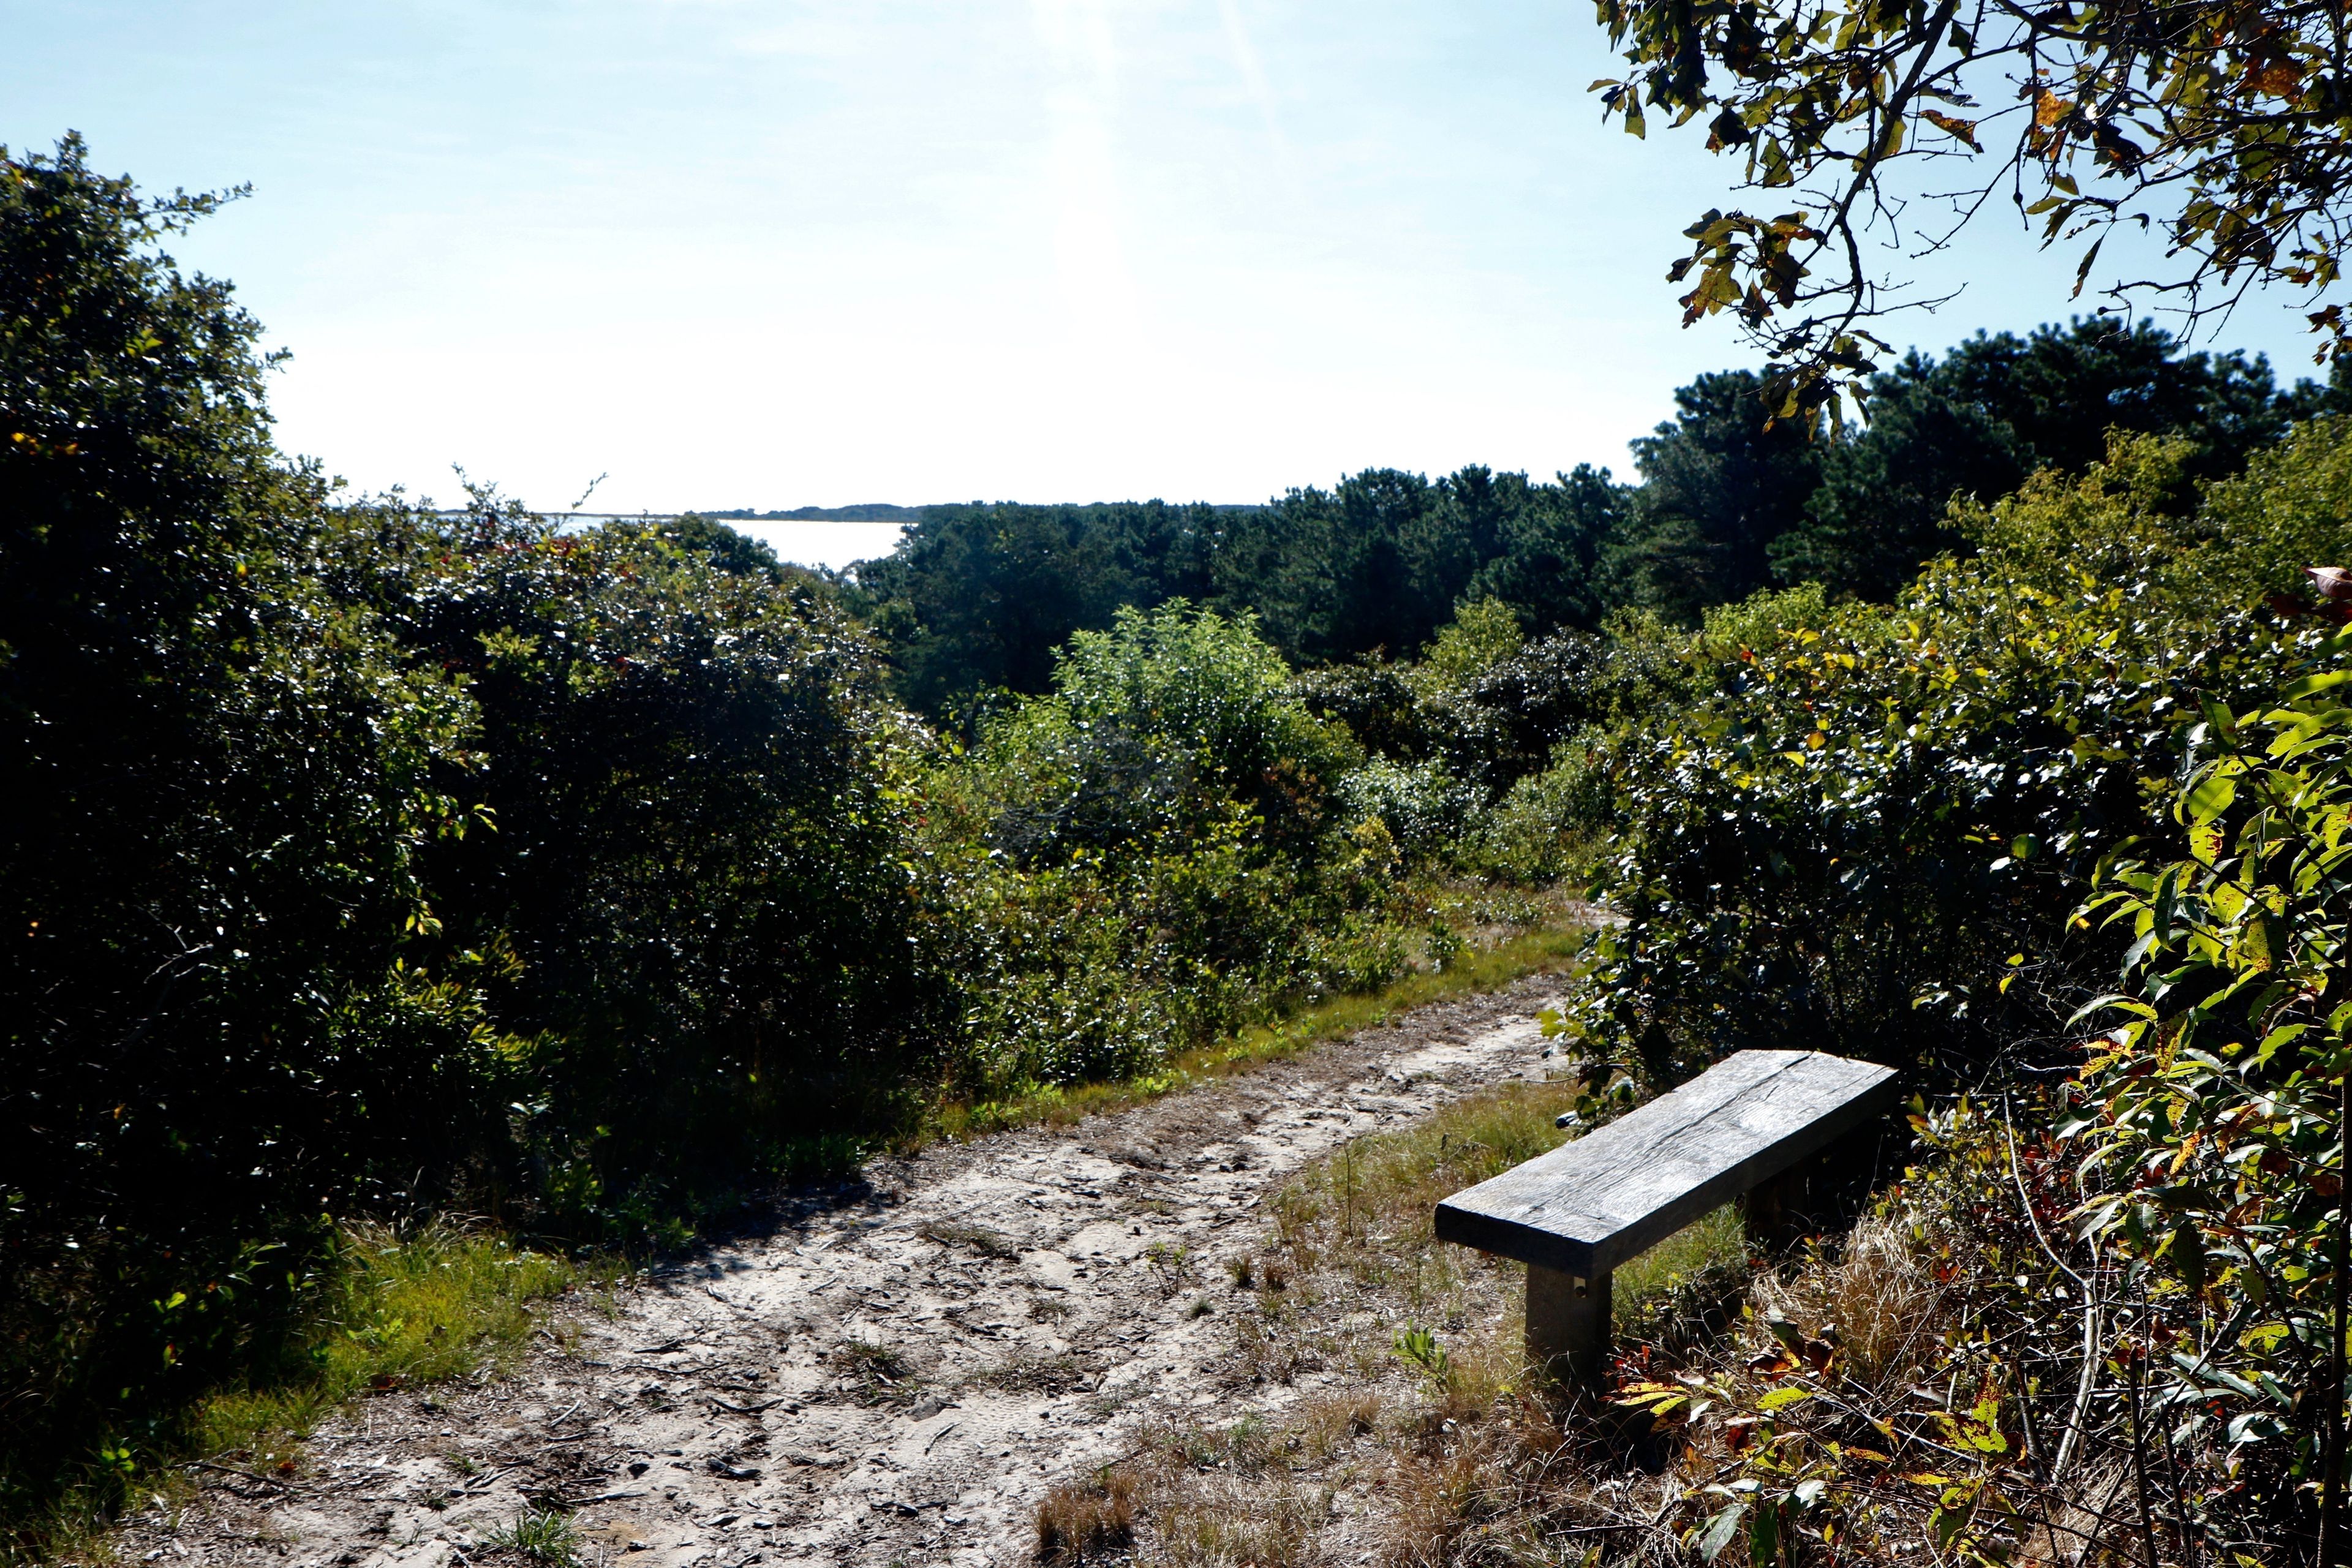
127,977,1566,1568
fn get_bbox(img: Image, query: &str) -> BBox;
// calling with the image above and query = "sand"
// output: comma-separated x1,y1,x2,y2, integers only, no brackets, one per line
122,976,1567,1568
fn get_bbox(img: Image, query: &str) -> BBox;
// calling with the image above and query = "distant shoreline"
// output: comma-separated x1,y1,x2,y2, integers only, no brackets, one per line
505,508,916,526
453,502,1269,526
702,504,922,522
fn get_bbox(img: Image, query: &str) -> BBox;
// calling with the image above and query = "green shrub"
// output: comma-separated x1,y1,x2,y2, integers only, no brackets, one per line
1,137,491,1527
2198,413,2352,601
360,500,943,1231
1409,597,1524,693
484,1507,583,1568
1692,580,1830,662
2063,643,2352,1549
1567,432,2321,1085
976,598,1357,861
1334,757,1478,864
925,604,1414,1093
1455,738,1616,883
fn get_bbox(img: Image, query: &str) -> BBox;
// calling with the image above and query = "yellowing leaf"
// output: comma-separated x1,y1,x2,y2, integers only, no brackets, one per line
2247,58,2304,96
1921,109,1981,151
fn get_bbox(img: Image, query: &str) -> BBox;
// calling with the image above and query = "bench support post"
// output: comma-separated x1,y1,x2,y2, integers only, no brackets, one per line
1741,1166,1808,1253
1743,1125,1885,1253
1526,1264,1611,1389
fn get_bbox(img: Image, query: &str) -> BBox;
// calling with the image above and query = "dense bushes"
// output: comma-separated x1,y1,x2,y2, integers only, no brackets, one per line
1284,601,1689,882
920,603,1413,1090
1551,429,2352,1559
2064,660,2352,1542
1558,437,2343,1085
361,499,943,1219
1,138,488,1504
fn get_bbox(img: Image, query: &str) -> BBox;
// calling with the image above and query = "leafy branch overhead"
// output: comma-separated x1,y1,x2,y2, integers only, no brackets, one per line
1592,0,2352,415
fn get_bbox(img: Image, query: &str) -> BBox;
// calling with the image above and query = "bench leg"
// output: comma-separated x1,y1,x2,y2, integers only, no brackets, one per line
1743,1125,1896,1254
1526,1264,1611,1389
1742,1167,1805,1253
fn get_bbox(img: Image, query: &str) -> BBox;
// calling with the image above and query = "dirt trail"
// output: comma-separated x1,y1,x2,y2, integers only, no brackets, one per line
129,978,1567,1568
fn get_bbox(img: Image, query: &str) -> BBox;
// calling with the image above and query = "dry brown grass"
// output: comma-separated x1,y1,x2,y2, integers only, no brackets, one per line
1295,1393,1382,1461
1105,1077,1760,1566
1784,1213,1948,1390
1147,1472,1333,1567
1381,1431,1515,1568
1035,1465,1140,1564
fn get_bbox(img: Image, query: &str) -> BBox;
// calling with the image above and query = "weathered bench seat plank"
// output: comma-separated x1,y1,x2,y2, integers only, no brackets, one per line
1435,1049,1899,1280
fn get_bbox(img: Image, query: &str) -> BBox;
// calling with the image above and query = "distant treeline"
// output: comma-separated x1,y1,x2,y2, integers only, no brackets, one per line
847,320,2350,716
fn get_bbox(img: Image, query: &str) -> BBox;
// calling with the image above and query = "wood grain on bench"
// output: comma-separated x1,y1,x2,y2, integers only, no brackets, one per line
1434,1049,1900,1280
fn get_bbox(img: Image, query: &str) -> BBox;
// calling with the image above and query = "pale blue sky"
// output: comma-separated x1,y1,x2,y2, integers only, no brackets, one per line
7,1,2333,531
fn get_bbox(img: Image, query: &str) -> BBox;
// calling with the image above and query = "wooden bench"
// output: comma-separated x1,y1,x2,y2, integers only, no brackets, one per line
1434,1049,1899,1387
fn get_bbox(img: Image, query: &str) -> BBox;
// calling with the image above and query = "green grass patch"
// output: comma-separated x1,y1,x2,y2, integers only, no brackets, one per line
7,1224,606,1566
926,918,1588,1144
484,1506,584,1567
1613,1203,1747,1335
199,1223,604,1471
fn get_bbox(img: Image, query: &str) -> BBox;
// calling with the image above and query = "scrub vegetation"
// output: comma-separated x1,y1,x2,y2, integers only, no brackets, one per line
1082,417,2352,1563
12,124,2352,1566
0,138,1583,1551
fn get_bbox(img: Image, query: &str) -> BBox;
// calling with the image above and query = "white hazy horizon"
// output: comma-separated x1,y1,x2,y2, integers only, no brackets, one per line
8,1,2337,519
